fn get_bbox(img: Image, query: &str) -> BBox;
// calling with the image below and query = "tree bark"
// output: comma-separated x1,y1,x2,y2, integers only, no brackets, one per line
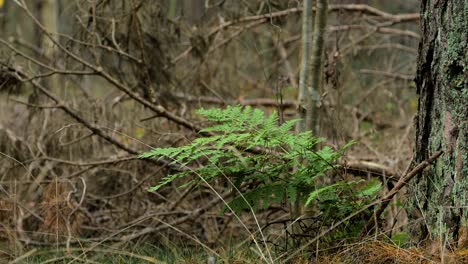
412,0,467,250
306,0,327,134
182,0,205,25
296,0,314,134
297,0,328,135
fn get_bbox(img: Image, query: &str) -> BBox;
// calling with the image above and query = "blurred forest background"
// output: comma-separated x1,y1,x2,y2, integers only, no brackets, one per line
0,0,443,263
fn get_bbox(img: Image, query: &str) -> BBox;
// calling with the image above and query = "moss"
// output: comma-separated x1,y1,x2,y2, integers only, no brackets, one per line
454,134,468,210
444,4,467,61
423,0,432,21
428,109,443,153
442,4,467,92
413,2,468,242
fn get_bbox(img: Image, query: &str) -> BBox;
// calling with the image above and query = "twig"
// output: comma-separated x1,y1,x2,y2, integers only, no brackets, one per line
210,4,418,35
330,25,420,39
170,4,419,66
330,4,419,23
6,66,180,170
9,249,37,264
171,93,296,108
2,6,208,135
8,98,61,109
275,40,297,88
25,156,136,166
117,189,231,243
360,69,414,81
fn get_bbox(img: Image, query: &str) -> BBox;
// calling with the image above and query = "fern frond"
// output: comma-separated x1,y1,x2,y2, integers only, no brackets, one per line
226,184,285,214
140,106,360,218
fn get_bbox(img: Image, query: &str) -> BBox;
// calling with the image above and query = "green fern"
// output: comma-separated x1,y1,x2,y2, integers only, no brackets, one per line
140,105,364,215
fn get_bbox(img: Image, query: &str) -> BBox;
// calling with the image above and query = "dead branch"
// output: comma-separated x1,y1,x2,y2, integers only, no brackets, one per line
2,5,209,136
3,66,181,171
341,160,398,182
171,4,419,66
360,69,414,81
116,188,231,244
329,4,419,23
211,4,418,34
29,156,137,167
362,150,444,233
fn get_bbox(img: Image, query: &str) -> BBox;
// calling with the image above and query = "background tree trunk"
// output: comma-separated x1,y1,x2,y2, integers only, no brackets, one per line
412,0,467,251
306,0,327,134
296,0,314,134
182,0,205,25
293,0,329,240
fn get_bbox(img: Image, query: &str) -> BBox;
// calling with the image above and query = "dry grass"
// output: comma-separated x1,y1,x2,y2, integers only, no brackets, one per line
313,241,468,264
39,181,83,242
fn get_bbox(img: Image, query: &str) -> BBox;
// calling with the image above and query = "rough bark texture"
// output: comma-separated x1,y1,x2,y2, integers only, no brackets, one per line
412,0,467,249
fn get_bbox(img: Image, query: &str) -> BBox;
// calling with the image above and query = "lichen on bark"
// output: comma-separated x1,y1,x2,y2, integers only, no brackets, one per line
411,0,467,248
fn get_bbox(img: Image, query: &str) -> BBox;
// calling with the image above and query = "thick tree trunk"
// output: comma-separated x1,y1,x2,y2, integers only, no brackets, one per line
412,0,467,250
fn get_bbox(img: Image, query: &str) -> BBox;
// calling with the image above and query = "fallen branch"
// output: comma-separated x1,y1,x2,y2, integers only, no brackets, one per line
360,69,414,81
114,188,232,244
173,94,398,130
172,93,296,108
341,160,399,182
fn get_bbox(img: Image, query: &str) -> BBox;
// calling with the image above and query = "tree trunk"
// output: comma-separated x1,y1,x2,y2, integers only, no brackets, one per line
306,0,327,134
297,0,328,135
411,0,467,251
296,0,314,134
293,0,329,241
182,0,205,25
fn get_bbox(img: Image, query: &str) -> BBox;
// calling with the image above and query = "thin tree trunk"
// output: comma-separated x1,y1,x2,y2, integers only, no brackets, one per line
40,0,58,53
168,0,178,19
297,0,328,135
306,0,327,134
39,0,59,93
182,0,204,25
294,0,329,236
296,0,314,135
411,0,467,253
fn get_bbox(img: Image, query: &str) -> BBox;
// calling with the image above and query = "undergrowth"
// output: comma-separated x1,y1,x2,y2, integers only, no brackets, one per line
140,106,381,233
20,241,263,264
